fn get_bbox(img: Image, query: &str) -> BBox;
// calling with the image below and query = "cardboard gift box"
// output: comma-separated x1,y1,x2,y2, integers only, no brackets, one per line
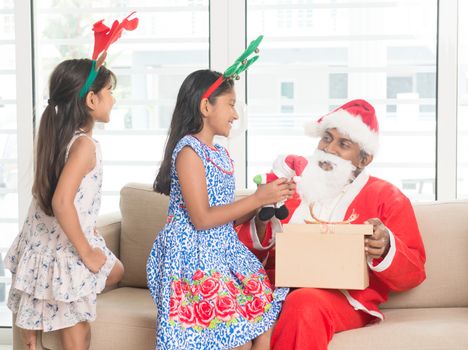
275,223,373,290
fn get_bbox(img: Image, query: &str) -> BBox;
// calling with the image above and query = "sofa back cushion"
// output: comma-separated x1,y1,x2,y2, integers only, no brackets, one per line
119,183,169,288
382,200,468,309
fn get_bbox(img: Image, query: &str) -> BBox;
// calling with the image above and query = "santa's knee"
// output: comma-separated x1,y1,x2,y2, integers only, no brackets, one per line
282,288,329,321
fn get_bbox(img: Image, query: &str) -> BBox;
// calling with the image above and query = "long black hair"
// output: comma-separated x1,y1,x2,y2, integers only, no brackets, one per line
33,59,116,216
154,69,234,195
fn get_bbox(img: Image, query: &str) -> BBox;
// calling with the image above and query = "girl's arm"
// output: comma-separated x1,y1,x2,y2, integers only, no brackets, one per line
177,147,292,230
233,210,257,227
52,136,106,273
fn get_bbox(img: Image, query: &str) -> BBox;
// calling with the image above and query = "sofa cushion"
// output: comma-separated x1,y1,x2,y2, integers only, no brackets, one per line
330,307,468,349
383,201,468,309
119,183,169,288
42,287,156,350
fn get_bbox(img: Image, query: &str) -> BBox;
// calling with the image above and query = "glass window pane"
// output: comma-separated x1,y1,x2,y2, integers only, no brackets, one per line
281,81,294,99
329,73,348,99
34,1,209,213
247,0,437,201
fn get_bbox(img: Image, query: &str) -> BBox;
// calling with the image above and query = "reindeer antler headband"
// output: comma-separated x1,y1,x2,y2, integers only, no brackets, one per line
201,35,264,100
79,12,139,99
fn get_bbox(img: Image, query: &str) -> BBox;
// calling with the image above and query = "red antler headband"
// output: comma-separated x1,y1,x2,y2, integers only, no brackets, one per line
201,35,264,100
79,12,139,98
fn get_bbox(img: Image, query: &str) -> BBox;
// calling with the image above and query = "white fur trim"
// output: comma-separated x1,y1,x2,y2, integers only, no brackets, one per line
330,171,369,222
250,217,276,250
289,201,311,223
340,290,384,320
305,109,379,154
270,217,284,235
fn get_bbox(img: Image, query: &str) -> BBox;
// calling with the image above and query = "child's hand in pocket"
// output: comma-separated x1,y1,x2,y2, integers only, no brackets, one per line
82,247,106,273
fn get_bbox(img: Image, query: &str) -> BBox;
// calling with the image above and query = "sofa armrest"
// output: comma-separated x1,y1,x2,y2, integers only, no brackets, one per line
97,211,122,259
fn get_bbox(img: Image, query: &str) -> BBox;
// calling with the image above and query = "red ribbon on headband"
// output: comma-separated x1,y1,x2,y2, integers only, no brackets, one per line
92,11,139,60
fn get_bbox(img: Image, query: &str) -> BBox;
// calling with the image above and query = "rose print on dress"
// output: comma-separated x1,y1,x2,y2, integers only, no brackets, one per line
168,268,274,330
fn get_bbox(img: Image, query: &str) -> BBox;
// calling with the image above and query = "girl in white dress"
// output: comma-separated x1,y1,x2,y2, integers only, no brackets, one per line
4,58,124,350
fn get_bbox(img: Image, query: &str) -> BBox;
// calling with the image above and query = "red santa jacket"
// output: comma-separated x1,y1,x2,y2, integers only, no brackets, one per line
237,172,426,320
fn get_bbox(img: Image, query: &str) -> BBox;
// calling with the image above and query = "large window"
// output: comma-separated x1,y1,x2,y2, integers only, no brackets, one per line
246,0,437,201
34,1,209,213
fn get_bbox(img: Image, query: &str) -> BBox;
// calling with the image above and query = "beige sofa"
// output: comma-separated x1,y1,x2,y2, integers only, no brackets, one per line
13,183,468,349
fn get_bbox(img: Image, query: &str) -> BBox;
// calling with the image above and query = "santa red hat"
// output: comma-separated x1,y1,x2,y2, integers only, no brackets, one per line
304,99,379,155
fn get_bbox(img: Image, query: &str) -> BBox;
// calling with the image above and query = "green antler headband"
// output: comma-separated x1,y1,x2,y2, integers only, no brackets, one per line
201,35,264,100
79,12,139,99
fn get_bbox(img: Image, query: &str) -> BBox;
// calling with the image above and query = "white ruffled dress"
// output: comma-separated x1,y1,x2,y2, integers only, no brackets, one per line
4,132,117,332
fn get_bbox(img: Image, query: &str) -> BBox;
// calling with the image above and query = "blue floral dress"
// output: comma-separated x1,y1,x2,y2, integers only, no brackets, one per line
4,132,117,332
146,135,288,350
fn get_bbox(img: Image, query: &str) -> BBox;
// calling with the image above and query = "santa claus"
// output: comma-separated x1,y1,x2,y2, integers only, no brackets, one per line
237,99,426,350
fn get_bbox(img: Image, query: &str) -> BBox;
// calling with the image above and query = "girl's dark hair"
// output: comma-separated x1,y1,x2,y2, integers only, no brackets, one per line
154,69,234,195
33,58,116,216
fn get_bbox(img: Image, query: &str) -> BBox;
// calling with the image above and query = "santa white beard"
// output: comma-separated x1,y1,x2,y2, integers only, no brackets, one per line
297,149,356,205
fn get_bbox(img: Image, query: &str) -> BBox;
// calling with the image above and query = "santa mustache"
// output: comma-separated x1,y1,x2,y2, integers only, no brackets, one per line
313,150,355,171
296,149,357,204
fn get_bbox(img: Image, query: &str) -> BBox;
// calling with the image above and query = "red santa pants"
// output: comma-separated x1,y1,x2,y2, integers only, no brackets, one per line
271,288,374,350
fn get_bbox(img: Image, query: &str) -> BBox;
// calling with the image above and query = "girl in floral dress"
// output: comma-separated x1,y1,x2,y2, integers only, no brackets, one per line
4,59,124,350
147,69,294,350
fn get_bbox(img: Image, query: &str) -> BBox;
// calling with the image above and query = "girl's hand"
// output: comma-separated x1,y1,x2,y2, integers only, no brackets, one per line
254,177,294,206
82,247,107,273
288,180,297,193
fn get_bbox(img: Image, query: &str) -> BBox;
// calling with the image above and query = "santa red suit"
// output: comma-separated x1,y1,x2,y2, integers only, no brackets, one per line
236,99,426,350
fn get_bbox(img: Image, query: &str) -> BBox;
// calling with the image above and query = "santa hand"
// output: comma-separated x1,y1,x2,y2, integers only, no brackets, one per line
364,218,390,259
